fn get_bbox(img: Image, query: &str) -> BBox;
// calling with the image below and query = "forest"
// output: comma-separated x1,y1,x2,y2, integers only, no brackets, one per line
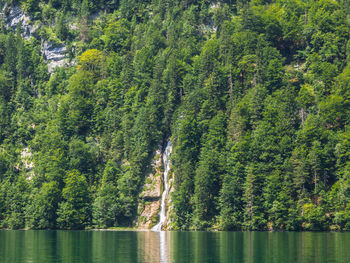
0,0,349,231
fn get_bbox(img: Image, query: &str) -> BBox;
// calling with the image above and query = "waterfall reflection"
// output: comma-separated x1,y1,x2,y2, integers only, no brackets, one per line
137,231,169,263
1,231,350,263
159,231,168,263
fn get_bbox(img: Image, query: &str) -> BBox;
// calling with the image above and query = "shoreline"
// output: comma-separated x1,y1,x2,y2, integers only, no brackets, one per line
0,228,348,233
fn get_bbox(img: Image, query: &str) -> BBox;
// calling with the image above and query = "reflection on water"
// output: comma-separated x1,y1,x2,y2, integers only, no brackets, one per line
0,230,350,263
138,231,169,263
159,231,168,263
137,231,161,263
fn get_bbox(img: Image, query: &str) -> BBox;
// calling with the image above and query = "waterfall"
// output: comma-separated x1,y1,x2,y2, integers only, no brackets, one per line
152,140,172,231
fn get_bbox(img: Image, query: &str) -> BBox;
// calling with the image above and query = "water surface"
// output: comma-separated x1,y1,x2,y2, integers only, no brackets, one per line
0,230,349,262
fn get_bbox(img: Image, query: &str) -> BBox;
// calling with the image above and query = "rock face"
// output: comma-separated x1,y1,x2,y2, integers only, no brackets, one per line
137,141,175,230
41,41,70,73
1,5,37,39
137,150,163,229
21,147,34,170
1,5,70,73
18,147,35,180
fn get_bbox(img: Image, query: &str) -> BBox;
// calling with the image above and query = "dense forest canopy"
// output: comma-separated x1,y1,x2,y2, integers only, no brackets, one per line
0,0,349,231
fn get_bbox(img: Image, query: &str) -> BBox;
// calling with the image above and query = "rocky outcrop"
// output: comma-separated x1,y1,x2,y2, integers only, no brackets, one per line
1,5,38,39
21,147,34,170
137,150,163,229
1,5,70,73
137,142,176,231
41,41,71,73
15,147,35,180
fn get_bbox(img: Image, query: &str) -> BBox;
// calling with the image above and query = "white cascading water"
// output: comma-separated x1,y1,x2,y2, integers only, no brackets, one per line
152,140,172,231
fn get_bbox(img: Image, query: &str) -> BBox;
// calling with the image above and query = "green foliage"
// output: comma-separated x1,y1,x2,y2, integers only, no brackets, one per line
57,170,91,229
0,0,349,231
26,181,60,229
56,13,69,41
1,177,29,229
302,203,326,231
100,18,130,53
193,112,226,229
93,184,120,228
78,49,105,78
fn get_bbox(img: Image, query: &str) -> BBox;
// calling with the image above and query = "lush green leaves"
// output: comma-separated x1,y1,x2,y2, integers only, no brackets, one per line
0,0,349,231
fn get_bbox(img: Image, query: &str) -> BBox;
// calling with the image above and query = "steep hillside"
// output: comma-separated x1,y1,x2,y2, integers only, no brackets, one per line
0,0,349,231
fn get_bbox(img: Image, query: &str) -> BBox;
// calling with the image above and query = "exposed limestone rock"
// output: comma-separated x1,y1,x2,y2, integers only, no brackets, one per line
138,200,161,229
41,41,72,73
1,5,38,39
21,147,34,170
140,172,162,199
1,5,70,73
137,150,163,229
16,147,35,180
42,41,66,61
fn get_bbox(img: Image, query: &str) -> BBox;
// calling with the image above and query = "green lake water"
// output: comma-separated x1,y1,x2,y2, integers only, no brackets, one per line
0,230,349,262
